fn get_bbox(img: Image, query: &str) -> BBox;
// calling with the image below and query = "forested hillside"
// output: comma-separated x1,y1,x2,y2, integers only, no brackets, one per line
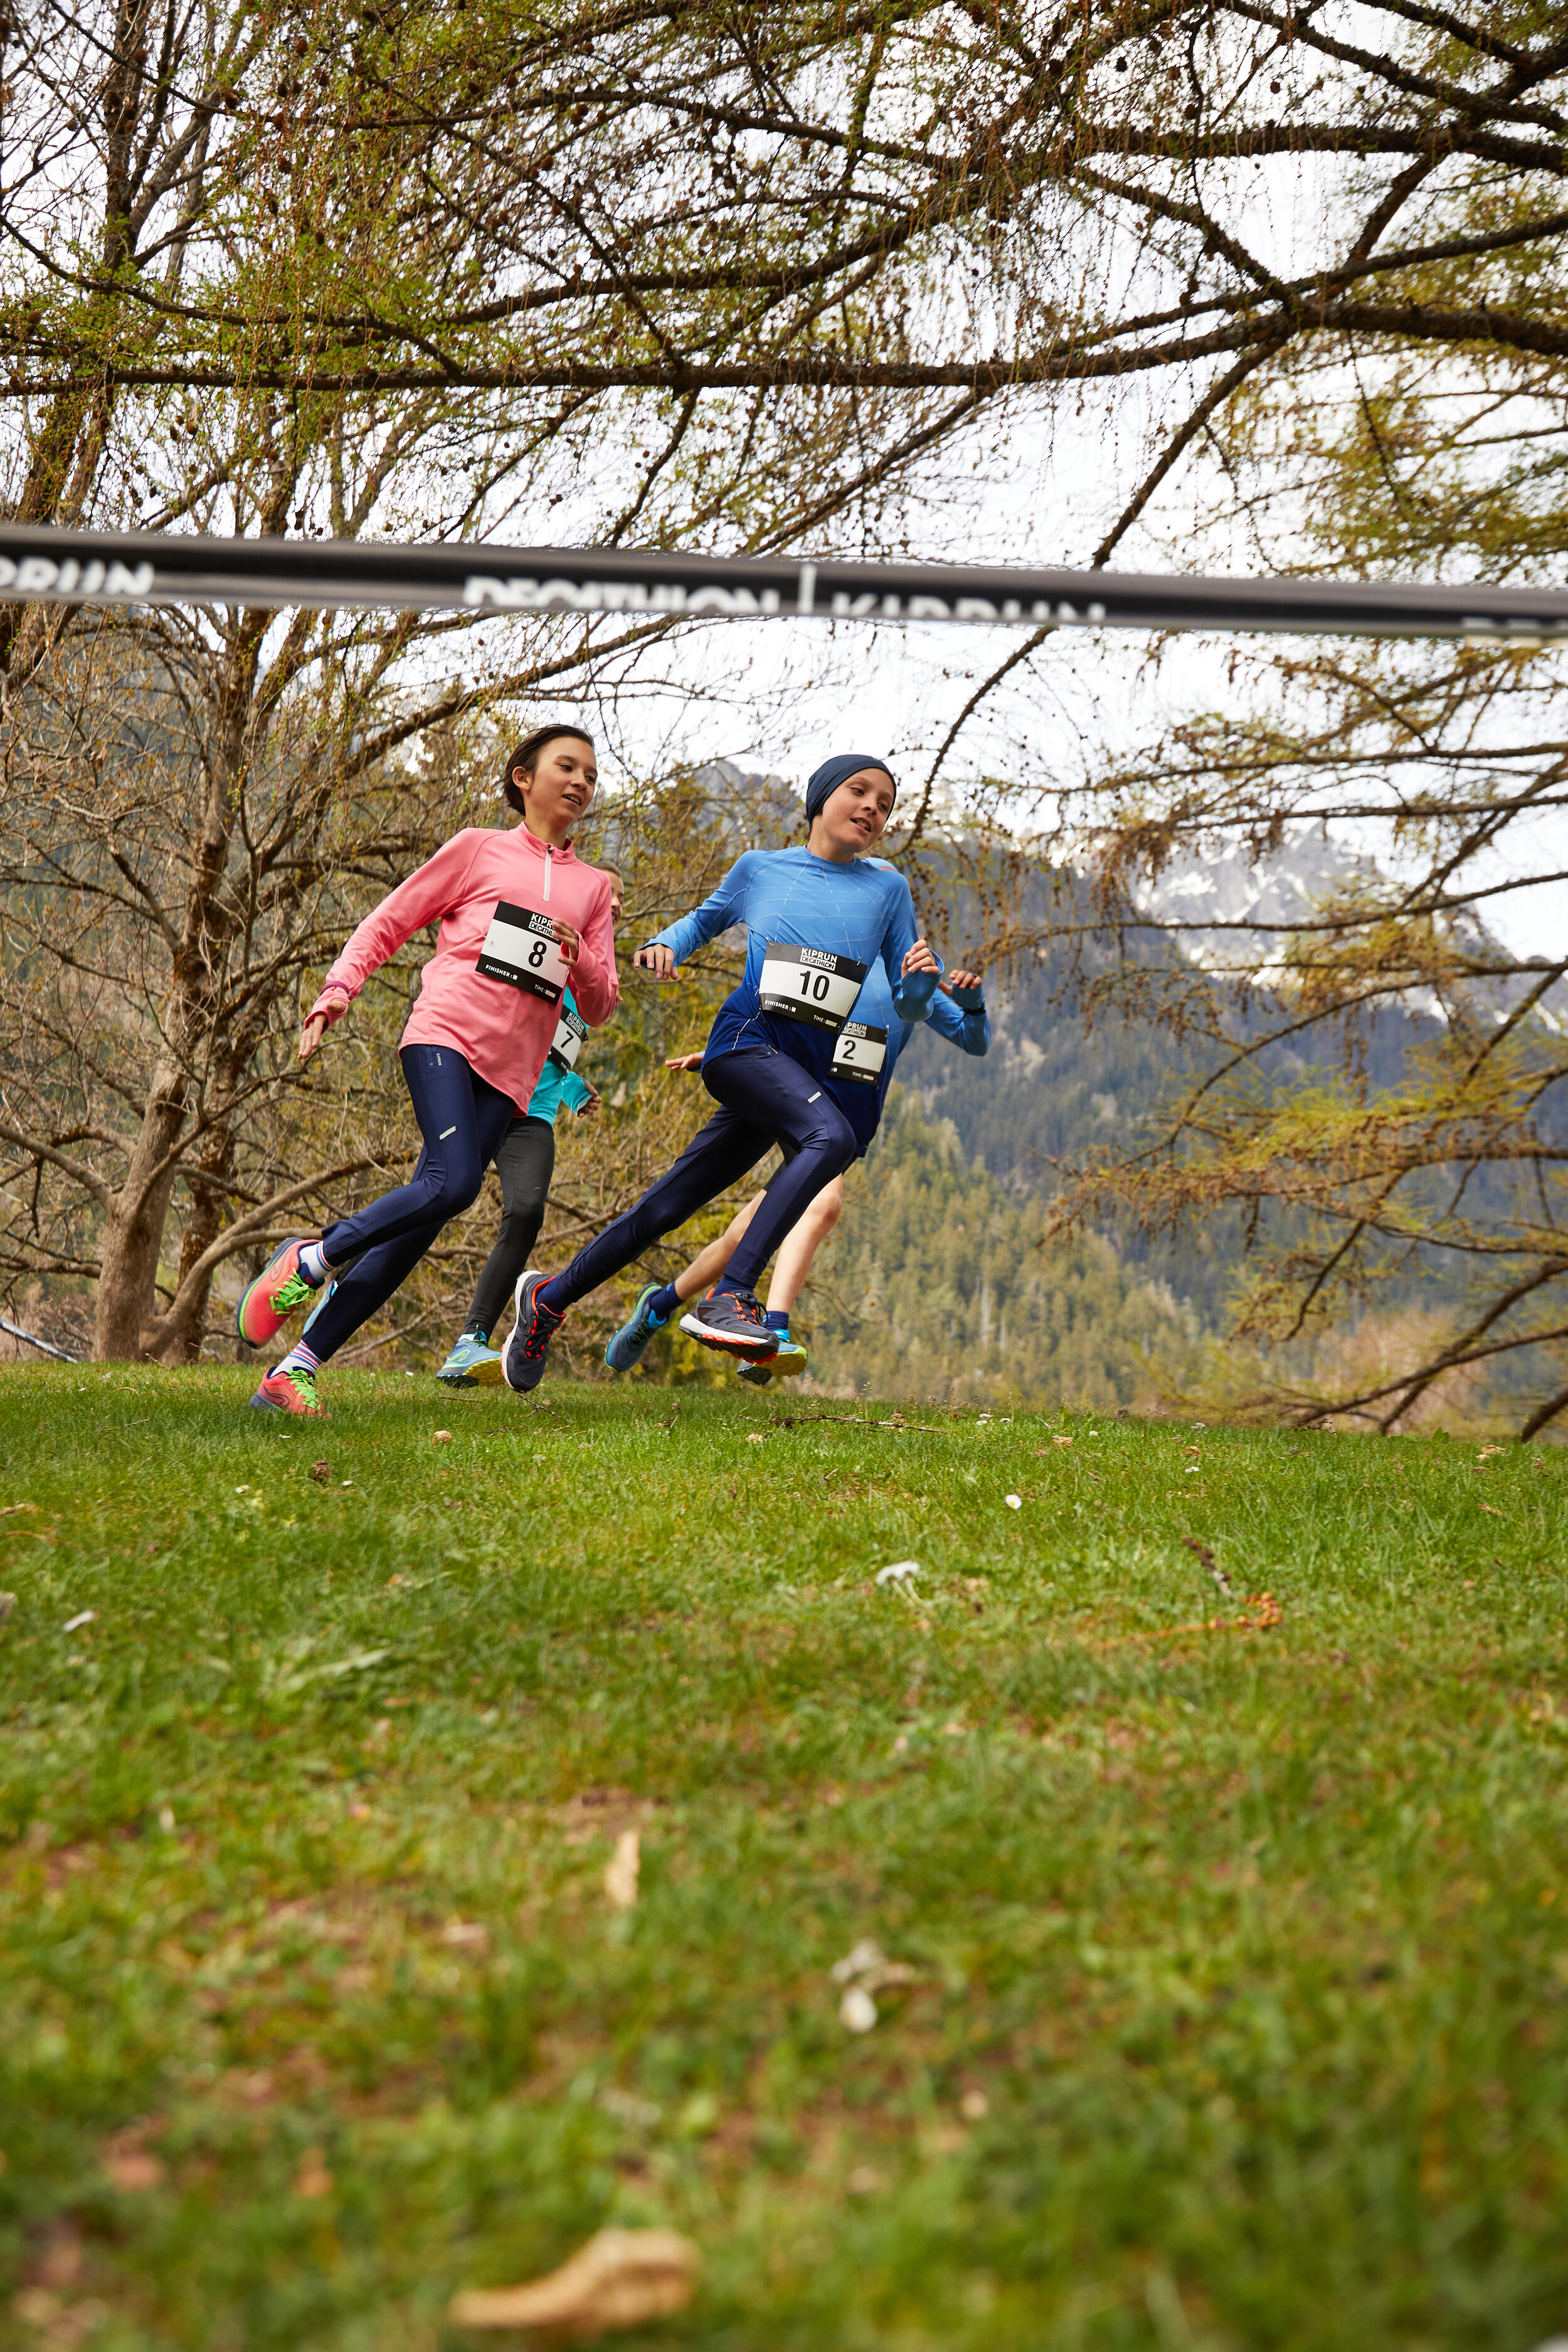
800,1091,1203,1410
896,950,1239,1330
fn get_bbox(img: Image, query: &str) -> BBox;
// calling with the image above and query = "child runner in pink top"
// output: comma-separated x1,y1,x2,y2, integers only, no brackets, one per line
236,726,618,1415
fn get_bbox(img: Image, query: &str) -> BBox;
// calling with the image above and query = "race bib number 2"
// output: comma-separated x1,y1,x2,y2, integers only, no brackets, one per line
830,1020,887,1085
758,942,867,1033
477,901,569,1004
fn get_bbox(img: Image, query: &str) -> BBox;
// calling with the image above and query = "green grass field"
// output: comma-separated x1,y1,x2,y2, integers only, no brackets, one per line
3,1365,1567,2352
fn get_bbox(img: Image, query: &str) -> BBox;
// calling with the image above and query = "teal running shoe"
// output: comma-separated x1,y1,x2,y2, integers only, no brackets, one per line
737,1332,807,1387
605,1283,667,1372
438,1332,504,1387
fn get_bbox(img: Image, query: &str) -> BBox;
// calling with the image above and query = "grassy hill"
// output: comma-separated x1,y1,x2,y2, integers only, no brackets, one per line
3,1367,1565,2349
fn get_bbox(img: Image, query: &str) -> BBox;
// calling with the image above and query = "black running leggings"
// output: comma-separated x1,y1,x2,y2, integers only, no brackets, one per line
540,1046,858,1313
465,1115,556,1340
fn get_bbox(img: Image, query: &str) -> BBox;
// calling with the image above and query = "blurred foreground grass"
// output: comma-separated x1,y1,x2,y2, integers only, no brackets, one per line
2,1365,1567,2351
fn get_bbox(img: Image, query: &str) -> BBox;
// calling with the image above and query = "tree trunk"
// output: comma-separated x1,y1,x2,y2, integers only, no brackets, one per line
91,610,268,1359
158,1121,237,1362
93,1056,191,1359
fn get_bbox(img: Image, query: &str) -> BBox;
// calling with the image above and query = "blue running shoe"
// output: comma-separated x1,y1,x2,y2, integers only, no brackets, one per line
605,1283,668,1372
438,1332,504,1386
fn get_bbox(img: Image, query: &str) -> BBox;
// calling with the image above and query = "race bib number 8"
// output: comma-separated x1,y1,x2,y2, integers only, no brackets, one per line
758,942,867,1033
830,1020,887,1085
549,1001,588,1069
477,902,569,1004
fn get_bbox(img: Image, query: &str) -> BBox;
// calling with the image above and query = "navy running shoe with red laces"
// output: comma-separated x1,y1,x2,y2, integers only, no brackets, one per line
679,1286,778,1355
502,1269,563,1394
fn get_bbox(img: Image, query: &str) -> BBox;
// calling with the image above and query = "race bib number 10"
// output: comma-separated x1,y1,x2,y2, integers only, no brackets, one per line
549,1001,588,1069
477,902,569,1004
758,942,867,1033
830,1020,887,1085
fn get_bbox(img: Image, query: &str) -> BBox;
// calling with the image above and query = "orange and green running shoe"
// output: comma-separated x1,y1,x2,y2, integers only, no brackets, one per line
236,1238,319,1348
248,1363,325,1416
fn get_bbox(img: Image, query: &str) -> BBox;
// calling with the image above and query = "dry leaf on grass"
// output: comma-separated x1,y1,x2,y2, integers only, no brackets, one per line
603,1827,640,1910
442,1920,489,1951
832,1937,918,2030
450,2227,701,2338
102,2146,166,2191
292,2148,332,2198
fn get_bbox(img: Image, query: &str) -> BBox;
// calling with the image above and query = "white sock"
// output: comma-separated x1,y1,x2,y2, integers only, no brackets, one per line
276,1342,320,1377
299,1240,332,1285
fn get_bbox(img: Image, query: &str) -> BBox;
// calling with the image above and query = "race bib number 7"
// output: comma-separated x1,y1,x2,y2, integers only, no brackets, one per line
830,1020,887,1085
549,1001,588,1069
758,942,867,1034
477,902,569,1004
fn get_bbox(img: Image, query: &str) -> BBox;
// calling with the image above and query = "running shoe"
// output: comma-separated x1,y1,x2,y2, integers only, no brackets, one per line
248,1362,325,1416
236,1237,319,1349
301,1277,337,1339
438,1333,505,1387
679,1286,778,1356
736,1333,807,1387
502,1270,563,1394
605,1283,667,1372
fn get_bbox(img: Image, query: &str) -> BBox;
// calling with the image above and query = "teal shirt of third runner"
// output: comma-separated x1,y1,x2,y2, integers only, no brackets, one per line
522,989,592,1126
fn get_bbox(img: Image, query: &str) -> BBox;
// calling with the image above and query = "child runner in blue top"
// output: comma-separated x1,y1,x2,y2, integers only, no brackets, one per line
501,755,941,1389
605,929,990,1382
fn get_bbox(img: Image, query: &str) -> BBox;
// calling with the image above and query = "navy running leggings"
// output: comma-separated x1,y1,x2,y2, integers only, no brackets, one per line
304,1043,517,1364
541,1047,859,1313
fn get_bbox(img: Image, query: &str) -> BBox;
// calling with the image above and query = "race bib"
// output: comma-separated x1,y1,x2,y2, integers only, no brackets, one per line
758,942,867,1033
830,1020,887,1086
476,901,569,1004
549,1000,588,1070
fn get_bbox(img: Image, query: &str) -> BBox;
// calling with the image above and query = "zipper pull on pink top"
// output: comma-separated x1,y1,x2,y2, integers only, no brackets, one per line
543,844,552,903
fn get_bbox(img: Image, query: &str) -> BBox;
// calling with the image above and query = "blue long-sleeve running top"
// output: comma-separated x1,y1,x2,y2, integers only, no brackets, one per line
647,847,941,1086
824,920,989,1150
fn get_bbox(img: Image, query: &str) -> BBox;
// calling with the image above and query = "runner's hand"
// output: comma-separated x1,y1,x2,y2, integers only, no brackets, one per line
298,1012,328,1063
940,968,983,996
635,942,679,979
664,1051,704,1072
553,918,580,968
577,1083,602,1118
901,938,941,978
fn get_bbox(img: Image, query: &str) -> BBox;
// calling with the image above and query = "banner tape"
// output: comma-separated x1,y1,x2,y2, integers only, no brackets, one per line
1,524,1563,644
